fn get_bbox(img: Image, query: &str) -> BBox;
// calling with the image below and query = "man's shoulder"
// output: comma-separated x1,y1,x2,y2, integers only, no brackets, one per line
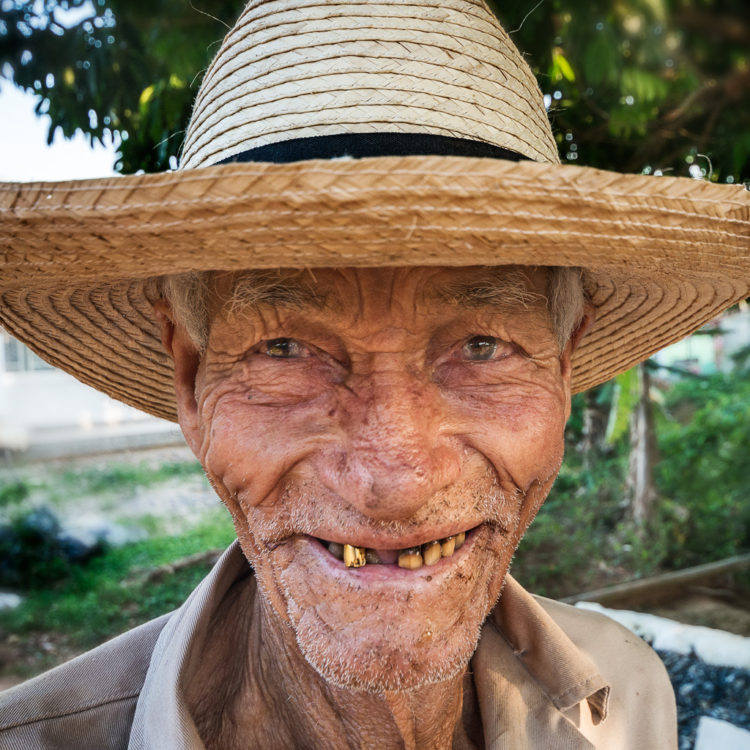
534,593,678,748
534,593,669,678
0,613,170,750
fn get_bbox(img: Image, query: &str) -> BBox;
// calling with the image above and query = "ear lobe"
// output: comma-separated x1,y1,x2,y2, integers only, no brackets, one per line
568,303,596,358
153,299,202,457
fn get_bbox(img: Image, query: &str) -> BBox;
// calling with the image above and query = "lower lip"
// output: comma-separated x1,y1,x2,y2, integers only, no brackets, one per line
303,526,483,585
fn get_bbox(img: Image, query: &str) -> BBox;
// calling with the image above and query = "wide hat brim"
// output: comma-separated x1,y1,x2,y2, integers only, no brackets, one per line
1,154,749,422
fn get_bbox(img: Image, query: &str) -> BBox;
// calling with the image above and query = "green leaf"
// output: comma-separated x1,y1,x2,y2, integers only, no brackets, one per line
621,68,668,104
605,366,638,444
139,84,155,107
608,103,651,137
584,34,618,87
552,48,576,82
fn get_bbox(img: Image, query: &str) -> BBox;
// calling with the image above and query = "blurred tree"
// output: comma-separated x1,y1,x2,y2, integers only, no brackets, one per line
0,0,237,173
494,0,750,182
1,0,748,178
604,363,658,527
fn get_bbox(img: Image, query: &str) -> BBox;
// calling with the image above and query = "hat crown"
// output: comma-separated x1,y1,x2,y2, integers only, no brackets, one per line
180,0,559,168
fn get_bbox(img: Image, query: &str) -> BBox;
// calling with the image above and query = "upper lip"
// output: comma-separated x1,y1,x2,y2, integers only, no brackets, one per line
310,522,481,550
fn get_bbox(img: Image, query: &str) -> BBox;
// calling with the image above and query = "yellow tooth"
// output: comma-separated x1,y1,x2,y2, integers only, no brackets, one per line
398,548,423,570
440,536,455,557
454,532,466,550
423,541,441,566
343,544,366,568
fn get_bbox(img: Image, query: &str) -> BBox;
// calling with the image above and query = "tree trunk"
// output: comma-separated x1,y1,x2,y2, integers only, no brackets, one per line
627,363,658,527
581,386,608,470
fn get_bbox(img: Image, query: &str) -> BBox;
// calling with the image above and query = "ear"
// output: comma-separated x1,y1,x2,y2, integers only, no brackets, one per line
559,302,596,416
153,299,203,457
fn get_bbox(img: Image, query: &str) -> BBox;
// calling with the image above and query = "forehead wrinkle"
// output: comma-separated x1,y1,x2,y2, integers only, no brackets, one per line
345,267,445,324
323,268,401,325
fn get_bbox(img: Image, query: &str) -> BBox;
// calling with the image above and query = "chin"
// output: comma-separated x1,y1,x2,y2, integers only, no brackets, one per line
284,554,506,694
292,605,488,693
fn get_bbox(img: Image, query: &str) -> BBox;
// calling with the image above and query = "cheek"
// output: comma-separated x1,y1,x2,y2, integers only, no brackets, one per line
198,380,340,508
444,372,568,490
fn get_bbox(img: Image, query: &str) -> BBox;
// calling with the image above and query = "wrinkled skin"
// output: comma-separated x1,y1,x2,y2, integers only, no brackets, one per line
156,266,591,749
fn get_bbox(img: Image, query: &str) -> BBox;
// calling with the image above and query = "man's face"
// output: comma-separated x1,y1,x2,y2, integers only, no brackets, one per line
172,267,575,692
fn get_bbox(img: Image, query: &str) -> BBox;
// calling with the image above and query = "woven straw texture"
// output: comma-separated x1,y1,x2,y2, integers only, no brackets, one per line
1,0,749,421
181,0,558,168
1,157,749,421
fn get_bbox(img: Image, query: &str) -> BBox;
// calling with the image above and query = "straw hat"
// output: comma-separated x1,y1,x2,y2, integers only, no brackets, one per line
1,0,748,422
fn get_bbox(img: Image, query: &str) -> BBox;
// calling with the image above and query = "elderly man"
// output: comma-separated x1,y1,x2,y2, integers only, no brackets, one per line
1,0,748,748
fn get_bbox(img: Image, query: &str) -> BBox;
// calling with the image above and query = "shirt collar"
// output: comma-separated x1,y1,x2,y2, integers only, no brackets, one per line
471,574,610,749
128,543,249,749
492,574,610,720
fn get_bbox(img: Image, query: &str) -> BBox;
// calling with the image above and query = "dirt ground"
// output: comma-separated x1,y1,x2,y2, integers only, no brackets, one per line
646,592,750,637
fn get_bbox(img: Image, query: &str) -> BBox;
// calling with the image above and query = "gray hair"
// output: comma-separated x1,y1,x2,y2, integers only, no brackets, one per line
161,267,586,354
548,267,587,350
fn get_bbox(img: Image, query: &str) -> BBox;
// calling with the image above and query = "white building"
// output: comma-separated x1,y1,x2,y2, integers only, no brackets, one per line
652,304,750,375
1,330,181,458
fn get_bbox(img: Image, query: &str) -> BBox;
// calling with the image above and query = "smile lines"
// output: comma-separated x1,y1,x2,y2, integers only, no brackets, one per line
323,532,467,570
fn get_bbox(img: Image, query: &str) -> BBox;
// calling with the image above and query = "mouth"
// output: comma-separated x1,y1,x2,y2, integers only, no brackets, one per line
315,530,470,570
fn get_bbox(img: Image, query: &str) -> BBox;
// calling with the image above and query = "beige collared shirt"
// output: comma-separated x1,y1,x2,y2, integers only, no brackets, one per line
0,542,677,749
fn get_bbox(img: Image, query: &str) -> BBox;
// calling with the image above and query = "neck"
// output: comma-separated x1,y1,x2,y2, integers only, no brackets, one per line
187,578,482,750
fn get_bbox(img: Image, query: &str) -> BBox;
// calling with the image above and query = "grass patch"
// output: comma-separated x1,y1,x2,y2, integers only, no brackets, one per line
0,511,235,678
0,480,31,508
56,460,205,496
0,458,206,513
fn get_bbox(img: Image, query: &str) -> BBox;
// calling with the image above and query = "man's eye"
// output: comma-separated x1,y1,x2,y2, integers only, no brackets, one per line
461,335,501,361
264,338,304,358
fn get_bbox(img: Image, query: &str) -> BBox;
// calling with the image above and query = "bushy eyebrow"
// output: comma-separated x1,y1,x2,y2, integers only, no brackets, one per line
224,270,329,313
221,268,547,315
435,268,547,310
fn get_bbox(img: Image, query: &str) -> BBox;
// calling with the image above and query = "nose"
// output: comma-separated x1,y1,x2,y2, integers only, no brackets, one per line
320,362,462,521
